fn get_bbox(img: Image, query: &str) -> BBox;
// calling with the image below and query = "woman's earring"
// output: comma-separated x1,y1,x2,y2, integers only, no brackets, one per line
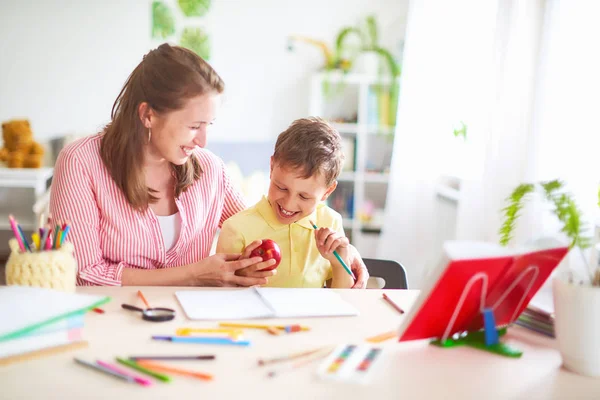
147,128,152,144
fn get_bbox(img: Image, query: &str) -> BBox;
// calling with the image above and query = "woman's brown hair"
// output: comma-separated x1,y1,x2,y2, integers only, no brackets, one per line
100,43,224,211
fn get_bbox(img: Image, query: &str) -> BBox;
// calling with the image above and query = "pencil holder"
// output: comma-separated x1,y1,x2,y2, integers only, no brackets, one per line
5,238,77,292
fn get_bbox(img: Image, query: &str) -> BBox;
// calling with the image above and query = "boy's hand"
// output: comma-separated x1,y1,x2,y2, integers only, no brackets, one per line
235,239,277,281
314,227,350,265
239,240,263,259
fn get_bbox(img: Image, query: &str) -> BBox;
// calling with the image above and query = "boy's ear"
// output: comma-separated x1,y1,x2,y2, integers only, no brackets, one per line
320,180,338,201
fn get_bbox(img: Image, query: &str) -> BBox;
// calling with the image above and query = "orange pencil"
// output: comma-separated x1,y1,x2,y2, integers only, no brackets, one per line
382,293,405,314
137,290,151,308
366,330,397,343
136,360,213,381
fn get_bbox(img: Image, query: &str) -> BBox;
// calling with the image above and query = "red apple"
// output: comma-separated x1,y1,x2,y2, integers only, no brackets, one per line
250,239,282,271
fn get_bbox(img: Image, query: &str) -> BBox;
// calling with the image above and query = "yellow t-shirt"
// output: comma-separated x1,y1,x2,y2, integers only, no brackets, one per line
217,196,344,288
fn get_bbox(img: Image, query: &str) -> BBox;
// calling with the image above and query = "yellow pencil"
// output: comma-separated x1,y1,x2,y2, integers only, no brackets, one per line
219,322,310,332
176,328,244,339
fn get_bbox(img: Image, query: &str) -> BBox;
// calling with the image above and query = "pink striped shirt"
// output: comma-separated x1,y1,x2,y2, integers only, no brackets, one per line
49,134,246,286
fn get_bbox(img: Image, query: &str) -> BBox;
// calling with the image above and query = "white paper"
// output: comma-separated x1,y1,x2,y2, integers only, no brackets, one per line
0,286,108,341
256,288,359,318
175,289,273,320
175,288,359,320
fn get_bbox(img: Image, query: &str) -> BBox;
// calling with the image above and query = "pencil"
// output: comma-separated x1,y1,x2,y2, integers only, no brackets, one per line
267,347,333,378
219,322,310,331
74,358,144,385
137,290,151,308
176,327,244,339
116,357,171,382
382,293,405,314
366,330,397,343
258,346,330,366
129,355,216,361
96,360,153,386
135,360,213,381
309,220,355,280
8,215,25,252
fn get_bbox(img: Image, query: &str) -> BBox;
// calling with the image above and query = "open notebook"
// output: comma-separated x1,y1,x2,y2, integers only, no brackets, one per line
175,288,359,320
0,286,110,342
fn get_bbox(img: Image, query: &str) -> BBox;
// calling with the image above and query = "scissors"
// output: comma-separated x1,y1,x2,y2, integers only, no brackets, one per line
121,290,175,322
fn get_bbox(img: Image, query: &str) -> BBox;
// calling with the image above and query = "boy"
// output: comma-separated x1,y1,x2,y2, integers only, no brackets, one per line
217,117,359,288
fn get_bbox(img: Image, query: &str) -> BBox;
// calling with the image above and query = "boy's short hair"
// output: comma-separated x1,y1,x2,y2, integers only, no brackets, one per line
273,117,345,186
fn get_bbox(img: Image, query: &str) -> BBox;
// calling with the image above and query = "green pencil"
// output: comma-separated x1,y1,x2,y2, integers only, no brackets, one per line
116,357,171,382
309,220,356,280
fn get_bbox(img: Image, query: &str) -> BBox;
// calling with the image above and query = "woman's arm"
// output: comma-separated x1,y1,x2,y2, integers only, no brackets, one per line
218,160,247,227
50,148,127,286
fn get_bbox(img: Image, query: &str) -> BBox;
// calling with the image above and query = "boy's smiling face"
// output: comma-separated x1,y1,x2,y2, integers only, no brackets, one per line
268,159,337,225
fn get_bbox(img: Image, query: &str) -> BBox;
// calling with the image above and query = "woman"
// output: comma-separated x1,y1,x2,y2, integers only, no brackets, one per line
49,43,369,287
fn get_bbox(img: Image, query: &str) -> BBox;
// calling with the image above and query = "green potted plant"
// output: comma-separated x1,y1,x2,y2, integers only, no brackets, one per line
336,15,401,126
500,180,600,377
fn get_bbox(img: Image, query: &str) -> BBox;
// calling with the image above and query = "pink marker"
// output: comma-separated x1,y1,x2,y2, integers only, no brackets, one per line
96,360,153,387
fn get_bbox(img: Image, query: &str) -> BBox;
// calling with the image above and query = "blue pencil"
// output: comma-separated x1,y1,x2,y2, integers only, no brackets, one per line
16,223,31,252
152,336,251,346
309,220,356,280
59,225,71,247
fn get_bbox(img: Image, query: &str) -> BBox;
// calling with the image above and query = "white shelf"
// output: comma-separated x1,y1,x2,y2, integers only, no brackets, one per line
0,167,53,188
332,123,395,136
314,71,400,85
338,172,389,183
310,71,397,253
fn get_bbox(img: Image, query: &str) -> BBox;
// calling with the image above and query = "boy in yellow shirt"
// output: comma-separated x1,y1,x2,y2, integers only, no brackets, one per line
217,117,361,288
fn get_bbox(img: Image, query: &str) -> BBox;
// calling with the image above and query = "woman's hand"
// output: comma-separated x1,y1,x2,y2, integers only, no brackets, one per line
188,252,276,287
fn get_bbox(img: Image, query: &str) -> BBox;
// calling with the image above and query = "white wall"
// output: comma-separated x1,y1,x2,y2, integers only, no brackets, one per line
0,0,408,142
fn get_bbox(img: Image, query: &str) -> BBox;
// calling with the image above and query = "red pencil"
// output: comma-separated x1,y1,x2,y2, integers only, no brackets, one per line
382,293,405,314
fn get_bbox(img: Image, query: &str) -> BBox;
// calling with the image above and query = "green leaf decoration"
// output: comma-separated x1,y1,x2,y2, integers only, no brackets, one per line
499,183,535,246
152,1,176,39
180,27,211,60
365,15,378,49
178,0,211,17
453,121,467,140
499,179,591,249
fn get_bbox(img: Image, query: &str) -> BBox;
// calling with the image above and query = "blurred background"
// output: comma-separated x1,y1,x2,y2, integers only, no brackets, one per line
1,0,599,288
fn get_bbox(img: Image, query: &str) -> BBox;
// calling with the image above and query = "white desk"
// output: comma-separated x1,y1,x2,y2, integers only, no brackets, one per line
2,287,599,399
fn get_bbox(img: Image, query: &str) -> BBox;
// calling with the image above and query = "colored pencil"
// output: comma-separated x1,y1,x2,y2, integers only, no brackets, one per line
40,226,51,251
258,346,331,366
96,360,154,386
16,222,31,252
59,224,71,246
74,358,148,385
116,358,171,382
152,336,251,346
267,347,333,378
135,360,213,381
129,355,216,361
309,220,355,280
137,290,151,308
366,330,397,343
8,215,25,252
176,327,244,339
382,293,405,314
219,322,310,331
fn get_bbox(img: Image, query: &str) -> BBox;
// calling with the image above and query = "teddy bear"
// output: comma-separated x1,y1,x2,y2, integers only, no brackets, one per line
0,119,45,168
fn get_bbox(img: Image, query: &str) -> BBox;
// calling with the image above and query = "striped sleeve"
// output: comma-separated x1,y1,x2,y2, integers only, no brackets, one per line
219,160,247,227
49,149,126,286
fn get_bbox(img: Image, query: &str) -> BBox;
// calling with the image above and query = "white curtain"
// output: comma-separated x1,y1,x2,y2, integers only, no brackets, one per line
379,0,600,288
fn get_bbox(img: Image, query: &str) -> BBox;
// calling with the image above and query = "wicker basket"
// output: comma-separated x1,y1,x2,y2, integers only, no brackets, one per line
5,238,77,292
